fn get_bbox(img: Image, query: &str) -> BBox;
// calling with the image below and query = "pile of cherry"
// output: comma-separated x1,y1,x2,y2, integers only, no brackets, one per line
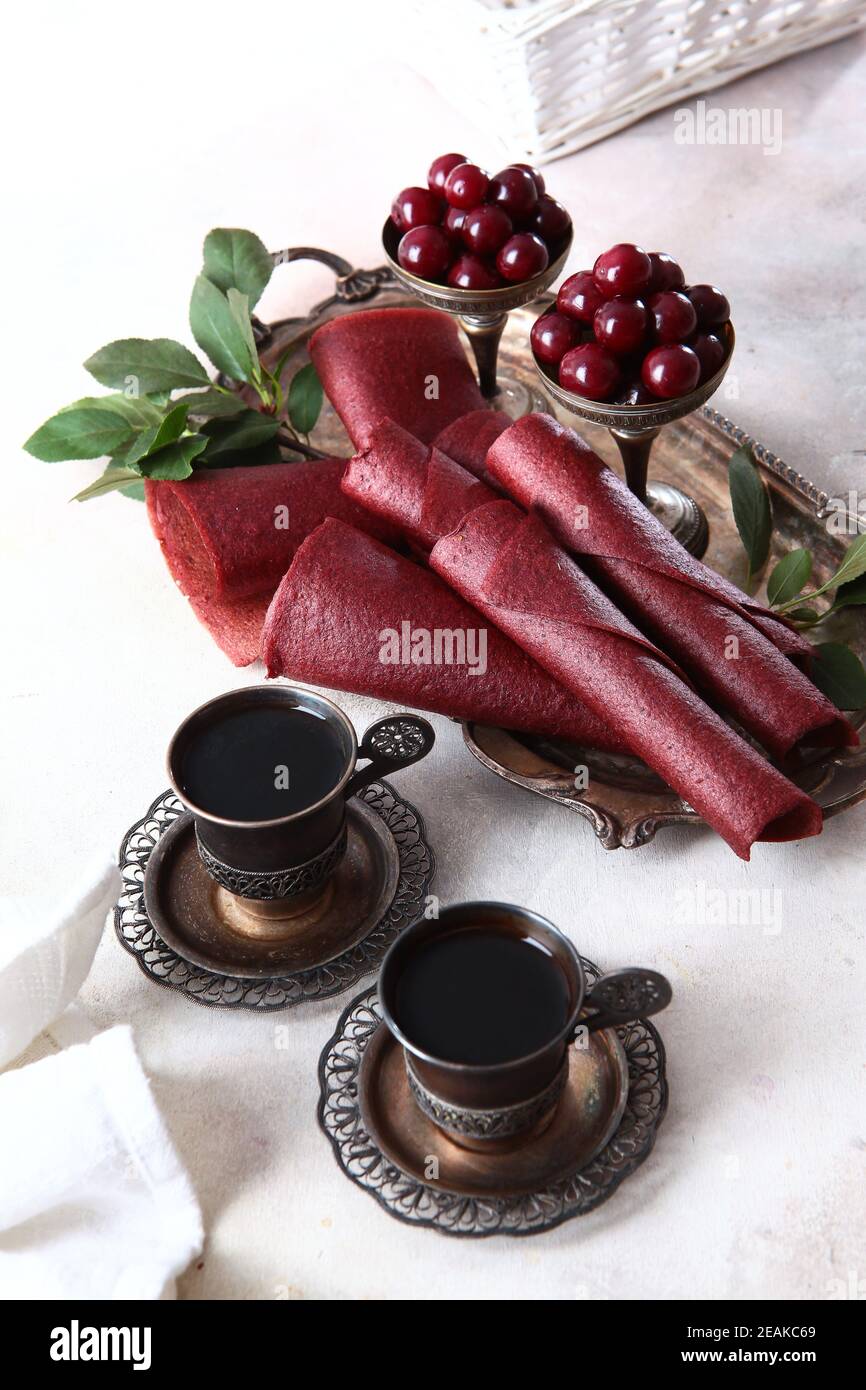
388,154,572,290
532,242,731,403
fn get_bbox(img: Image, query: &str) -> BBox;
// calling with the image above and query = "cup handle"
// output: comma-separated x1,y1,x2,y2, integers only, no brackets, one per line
343,715,436,799
577,968,672,1036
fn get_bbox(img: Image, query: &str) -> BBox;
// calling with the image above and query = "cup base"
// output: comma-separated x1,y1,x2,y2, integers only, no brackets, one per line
216,877,335,940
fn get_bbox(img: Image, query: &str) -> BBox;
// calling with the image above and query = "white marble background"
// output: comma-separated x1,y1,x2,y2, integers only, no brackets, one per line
2,1,865,1300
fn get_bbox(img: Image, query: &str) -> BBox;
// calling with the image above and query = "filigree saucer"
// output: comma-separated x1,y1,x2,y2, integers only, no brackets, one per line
317,959,668,1237
114,781,434,1010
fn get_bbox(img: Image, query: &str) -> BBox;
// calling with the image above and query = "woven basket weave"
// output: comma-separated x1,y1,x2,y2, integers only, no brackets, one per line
404,0,866,164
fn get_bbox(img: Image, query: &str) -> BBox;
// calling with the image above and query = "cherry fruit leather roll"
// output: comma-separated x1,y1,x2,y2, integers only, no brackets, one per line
432,409,511,478
308,308,487,448
342,418,497,551
486,415,854,758
146,459,396,666
261,518,625,753
430,500,822,858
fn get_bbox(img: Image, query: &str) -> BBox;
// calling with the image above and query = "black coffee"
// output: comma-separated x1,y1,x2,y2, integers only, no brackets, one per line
393,928,570,1065
179,704,347,821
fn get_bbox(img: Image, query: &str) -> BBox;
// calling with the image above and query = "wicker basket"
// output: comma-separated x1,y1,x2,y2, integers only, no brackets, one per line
403,0,866,164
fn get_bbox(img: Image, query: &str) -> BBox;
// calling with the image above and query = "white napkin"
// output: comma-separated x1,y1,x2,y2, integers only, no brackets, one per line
0,861,203,1300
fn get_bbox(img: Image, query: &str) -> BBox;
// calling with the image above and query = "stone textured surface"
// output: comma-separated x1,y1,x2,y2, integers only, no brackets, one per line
2,3,864,1301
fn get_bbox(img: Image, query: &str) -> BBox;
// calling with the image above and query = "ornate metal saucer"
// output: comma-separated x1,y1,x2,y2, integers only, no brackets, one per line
534,319,736,558
318,957,667,1237
114,781,434,1010
251,250,866,851
381,219,571,415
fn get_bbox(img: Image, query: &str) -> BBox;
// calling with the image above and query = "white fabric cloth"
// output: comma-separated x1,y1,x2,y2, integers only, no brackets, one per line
0,863,203,1300
0,859,117,1069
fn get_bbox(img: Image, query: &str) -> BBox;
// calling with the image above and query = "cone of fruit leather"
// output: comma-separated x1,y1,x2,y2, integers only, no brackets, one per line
261,517,625,753
432,409,511,477
342,418,498,551
146,459,397,667
429,499,823,858
485,414,854,759
308,308,487,448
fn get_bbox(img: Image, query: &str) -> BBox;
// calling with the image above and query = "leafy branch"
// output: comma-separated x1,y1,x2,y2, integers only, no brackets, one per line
24,229,323,501
728,445,866,708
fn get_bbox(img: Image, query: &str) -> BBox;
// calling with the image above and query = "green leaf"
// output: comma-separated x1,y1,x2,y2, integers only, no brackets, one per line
189,275,255,382
729,446,771,578
831,572,866,612
172,389,247,420
202,410,280,458
825,532,866,592
787,606,820,624
809,643,866,710
71,464,146,501
287,362,323,436
767,549,812,607
25,407,136,461
200,437,282,470
84,338,209,393
60,393,164,430
202,228,273,308
226,288,260,379
138,433,208,480
120,480,146,501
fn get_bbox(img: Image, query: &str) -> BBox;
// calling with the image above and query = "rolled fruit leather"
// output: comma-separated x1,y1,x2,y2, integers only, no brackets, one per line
429,499,823,859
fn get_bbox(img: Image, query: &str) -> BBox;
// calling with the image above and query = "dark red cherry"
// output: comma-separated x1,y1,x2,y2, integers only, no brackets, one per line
593,243,652,297
615,380,657,407
530,195,572,245
687,284,731,327
447,255,502,291
444,162,490,209
390,186,443,233
443,206,469,244
496,232,548,282
593,296,648,355
648,290,697,344
427,152,467,195
462,204,512,256
488,166,539,221
641,344,700,399
559,343,621,401
397,226,451,281
512,162,545,196
557,271,605,324
690,331,726,382
647,252,685,294
531,311,579,366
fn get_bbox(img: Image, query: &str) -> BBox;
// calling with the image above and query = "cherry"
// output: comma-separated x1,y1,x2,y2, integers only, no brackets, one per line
593,243,652,297
594,296,648,355
641,344,701,399
513,162,545,196
444,162,490,209
647,251,685,294
690,331,726,383
687,284,731,327
390,186,443,233
531,311,579,366
447,255,502,291
559,343,622,401
443,206,469,244
648,290,697,344
397,226,451,281
557,270,605,324
530,195,572,245
462,204,512,257
427,152,467,195
615,380,657,407
496,232,548,282
488,166,539,221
